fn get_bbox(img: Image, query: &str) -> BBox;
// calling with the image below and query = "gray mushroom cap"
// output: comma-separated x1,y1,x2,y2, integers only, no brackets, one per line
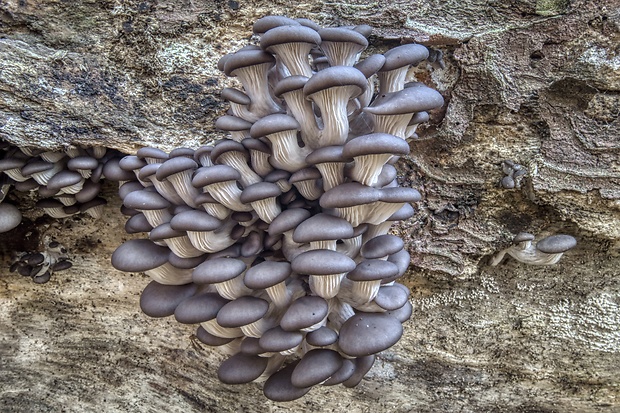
386,300,413,323
343,133,411,157
196,325,235,347
170,210,222,232
124,213,152,234
342,355,376,388
260,24,321,51
361,234,405,259
137,147,169,162
244,260,292,289
239,336,265,355
293,213,354,243
380,186,422,203
174,292,229,324
216,296,270,328
513,232,535,243
338,312,403,357
259,325,304,352
139,281,198,318
253,15,300,34
193,257,246,284
320,182,381,208
354,54,386,78
536,234,577,253
155,157,198,181
273,75,309,98
221,88,251,105
239,182,282,203
291,349,344,388
218,352,269,385
75,180,101,203
67,156,98,171
268,208,312,236
119,155,147,172
102,157,135,181
364,85,444,115
192,164,242,187
149,223,185,242
223,49,275,77
373,284,410,311
291,249,356,275
241,138,271,154
168,252,207,270
0,203,21,233
389,203,415,221
305,326,338,347
347,259,399,282
21,160,54,175
322,358,356,386
123,189,171,211
305,145,351,165
280,295,329,331
380,43,429,72
263,361,311,402
210,140,250,164
111,239,170,272
118,181,146,201
386,248,411,279
169,147,195,159
250,114,300,138
303,65,367,98
46,171,82,191
215,115,253,132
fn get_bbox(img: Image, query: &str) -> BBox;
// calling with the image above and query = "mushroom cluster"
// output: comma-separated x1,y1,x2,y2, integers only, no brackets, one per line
500,160,527,190
0,140,117,232
490,232,577,266
109,15,443,401
10,239,72,284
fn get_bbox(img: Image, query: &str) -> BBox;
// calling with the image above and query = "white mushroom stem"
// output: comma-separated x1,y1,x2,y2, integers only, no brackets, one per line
339,234,364,258
309,240,337,251
269,44,315,77
30,162,64,185
218,338,243,356
369,113,413,139
315,162,347,191
187,220,238,253
281,232,309,261
265,131,311,172
200,201,231,221
280,90,321,147
326,298,356,331
377,67,409,95
150,178,185,205
40,207,75,219
3,168,29,182
292,180,322,201
349,154,394,187
59,178,85,195
309,87,356,147
363,222,393,240
201,319,244,339
83,205,105,219
331,205,370,228
40,151,66,163
255,354,287,383
196,154,213,167
491,245,566,266
229,102,261,123
365,201,403,225
233,64,283,118
56,195,77,206
205,182,253,212
309,273,346,299
241,317,277,338
164,236,204,258
145,263,193,285
76,169,91,179
141,209,172,228
249,198,282,223
249,150,274,177
349,279,381,304
405,122,421,139
217,153,262,187
165,171,200,208
215,275,253,300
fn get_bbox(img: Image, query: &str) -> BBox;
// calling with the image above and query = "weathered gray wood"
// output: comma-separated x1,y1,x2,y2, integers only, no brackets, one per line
1,0,619,411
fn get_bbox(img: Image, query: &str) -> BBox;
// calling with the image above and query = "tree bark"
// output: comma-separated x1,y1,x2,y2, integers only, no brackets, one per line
1,0,619,411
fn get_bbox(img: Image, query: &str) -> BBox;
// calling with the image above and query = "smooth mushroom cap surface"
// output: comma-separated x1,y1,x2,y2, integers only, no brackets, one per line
192,257,247,284
361,234,405,259
293,213,354,243
291,349,343,388
305,326,338,347
280,295,329,331
268,208,312,236
196,325,235,346
263,361,311,402
111,239,170,272
291,249,356,275
217,352,269,384
536,234,577,253
174,292,230,324
338,312,403,357
216,296,270,327
139,281,198,318
259,326,304,352
244,260,292,289
0,203,22,233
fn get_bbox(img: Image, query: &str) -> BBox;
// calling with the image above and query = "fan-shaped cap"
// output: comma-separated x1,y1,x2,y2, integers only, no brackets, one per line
111,239,169,272
273,75,309,98
174,292,229,324
155,157,198,181
239,182,281,203
260,25,321,51
210,140,249,164
305,326,338,347
319,27,368,47
380,186,422,203
169,147,195,159
149,223,184,242
280,295,329,331
244,260,291,289
215,115,253,132
347,259,399,282
21,160,54,175
46,171,82,191
293,213,354,243
380,43,429,72
342,355,376,387
68,156,98,171
291,249,356,275
170,209,222,232
250,114,300,138
361,234,404,259
536,234,577,253
386,300,413,323
192,164,242,187
373,284,410,311
137,147,168,162
139,281,197,318
196,325,235,346
218,353,269,384
193,257,246,284
323,358,356,386
216,296,269,327
0,203,21,233
291,349,343,388
224,49,275,77
364,85,444,115
268,208,312,236
343,133,410,158
253,15,300,34
338,312,403,357
387,248,411,278
124,213,153,234
119,155,147,172
305,145,351,165
320,182,381,208
102,157,135,181
303,65,367,97
239,337,265,355
221,88,251,105
75,180,101,203
263,361,310,402
123,189,171,211
513,232,535,243
259,325,304,352
354,54,386,78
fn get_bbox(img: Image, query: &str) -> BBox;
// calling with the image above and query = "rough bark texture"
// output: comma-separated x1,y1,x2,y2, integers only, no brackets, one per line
1,0,619,412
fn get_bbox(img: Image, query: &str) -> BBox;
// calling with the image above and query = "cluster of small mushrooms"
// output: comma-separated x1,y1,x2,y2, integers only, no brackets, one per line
500,159,527,190
490,232,577,266
10,239,72,284
0,139,116,233
109,16,444,401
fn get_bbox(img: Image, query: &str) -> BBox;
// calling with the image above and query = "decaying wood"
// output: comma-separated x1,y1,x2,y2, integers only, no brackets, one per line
1,0,619,411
